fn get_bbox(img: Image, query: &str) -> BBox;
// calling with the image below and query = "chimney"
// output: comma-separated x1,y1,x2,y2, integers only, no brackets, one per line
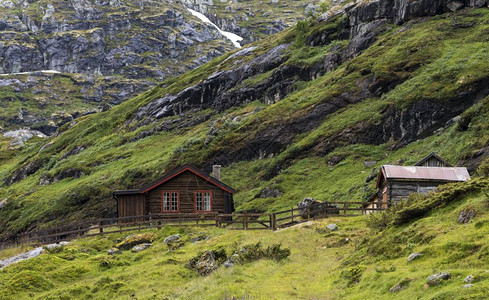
212,165,221,181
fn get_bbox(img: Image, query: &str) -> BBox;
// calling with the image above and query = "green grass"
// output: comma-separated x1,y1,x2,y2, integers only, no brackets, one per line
1,184,489,299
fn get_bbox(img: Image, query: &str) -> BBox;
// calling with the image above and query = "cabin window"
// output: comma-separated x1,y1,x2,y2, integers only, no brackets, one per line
194,191,212,212
162,191,179,212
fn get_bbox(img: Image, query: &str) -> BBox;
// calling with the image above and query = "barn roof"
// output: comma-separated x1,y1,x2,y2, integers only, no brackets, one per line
113,164,235,196
415,152,452,167
376,165,470,188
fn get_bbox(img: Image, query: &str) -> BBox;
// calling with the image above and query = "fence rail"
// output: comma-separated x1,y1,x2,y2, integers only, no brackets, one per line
0,201,387,247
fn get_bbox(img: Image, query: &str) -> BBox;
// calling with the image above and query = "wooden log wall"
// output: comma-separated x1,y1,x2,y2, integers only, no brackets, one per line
147,171,228,214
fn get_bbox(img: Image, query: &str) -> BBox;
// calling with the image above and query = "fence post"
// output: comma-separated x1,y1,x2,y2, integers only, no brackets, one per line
291,207,294,223
343,202,347,215
243,211,248,230
99,220,103,234
307,206,311,220
272,213,277,230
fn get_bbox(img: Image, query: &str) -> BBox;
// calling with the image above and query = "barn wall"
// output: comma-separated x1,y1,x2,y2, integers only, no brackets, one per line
418,157,449,167
388,180,448,204
117,194,146,218
146,171,228,214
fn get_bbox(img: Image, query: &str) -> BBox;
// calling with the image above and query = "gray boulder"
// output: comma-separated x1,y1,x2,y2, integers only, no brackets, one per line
464,275,474,283
0,199,7,210
426,272,451,286
298,198,340,218
116,233,156,250
447,0,465,11
469,0,487,8
196,250,218,276
3,129,47,147
458,208,476,224
326,224,339,231
107,248,121,255
224,260,234,268
407,252,423,262
224,253,239,268
463,284,473,288
131,243,153,253
260,187,283,198
191,235,208,243
163,234,180,244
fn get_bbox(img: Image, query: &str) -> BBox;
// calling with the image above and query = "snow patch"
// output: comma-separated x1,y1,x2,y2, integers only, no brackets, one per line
187,8,243,48
0,70,61,76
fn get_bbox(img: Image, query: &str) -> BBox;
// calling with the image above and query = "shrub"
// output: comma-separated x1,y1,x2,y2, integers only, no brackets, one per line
340,265,365,286
477,158,489,177
232,242,290,264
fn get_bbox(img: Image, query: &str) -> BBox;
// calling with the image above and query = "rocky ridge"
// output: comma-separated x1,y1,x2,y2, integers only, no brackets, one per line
130,0,489,170
0,0,235,134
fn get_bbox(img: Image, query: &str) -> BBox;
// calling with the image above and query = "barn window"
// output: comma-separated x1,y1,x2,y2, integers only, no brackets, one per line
162,191,179,212
194,191,212,212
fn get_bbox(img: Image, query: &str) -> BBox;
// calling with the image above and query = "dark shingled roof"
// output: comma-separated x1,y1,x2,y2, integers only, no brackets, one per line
113,164,235,196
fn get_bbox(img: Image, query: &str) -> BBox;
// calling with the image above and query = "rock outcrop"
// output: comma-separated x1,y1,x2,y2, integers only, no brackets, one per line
0,0,234,133
0,1,231,78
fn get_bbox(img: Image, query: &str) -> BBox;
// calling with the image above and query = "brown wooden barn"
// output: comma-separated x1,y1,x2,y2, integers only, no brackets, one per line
376,154,470,207
113,164,235,218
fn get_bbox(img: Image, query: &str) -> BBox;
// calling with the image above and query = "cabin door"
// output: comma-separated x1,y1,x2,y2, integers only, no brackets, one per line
224,194,234,214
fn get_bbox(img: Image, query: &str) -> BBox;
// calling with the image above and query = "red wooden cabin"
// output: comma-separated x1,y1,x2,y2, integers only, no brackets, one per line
113,164,235,218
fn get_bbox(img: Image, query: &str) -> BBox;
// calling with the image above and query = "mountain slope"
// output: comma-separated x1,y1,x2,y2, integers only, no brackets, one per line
0,0,235,134
0,180,488,299
1,1,489,236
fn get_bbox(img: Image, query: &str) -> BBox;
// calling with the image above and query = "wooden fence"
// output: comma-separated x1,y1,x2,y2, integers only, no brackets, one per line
1,201,386,247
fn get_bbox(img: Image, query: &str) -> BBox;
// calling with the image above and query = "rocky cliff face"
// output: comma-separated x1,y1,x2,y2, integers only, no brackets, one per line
181,0,318,44
0,0,235,135
0,0,231,77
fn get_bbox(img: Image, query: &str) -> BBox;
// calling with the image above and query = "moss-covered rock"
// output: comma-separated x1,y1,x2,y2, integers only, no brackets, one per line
116,233,157,251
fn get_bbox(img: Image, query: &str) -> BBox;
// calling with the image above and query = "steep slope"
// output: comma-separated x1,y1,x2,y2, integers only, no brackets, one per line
1,0,489,237
0,180,488,299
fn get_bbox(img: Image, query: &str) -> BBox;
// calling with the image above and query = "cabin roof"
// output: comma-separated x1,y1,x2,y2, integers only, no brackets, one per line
414,152,452,167
113,164,235,196
376,165,471,188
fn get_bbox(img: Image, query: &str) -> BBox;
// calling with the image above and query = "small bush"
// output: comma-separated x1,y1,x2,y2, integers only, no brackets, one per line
232,242,290,264
375,265,396,273
477,158,489,177
340,265,365,286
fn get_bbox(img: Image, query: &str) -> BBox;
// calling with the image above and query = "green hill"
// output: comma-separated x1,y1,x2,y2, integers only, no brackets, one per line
1,1,489,298
0,178,488,299
0,1,488,238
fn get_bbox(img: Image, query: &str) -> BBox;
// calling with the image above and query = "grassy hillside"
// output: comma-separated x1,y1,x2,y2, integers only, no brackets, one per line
1,179,488,299
1,6,489,237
